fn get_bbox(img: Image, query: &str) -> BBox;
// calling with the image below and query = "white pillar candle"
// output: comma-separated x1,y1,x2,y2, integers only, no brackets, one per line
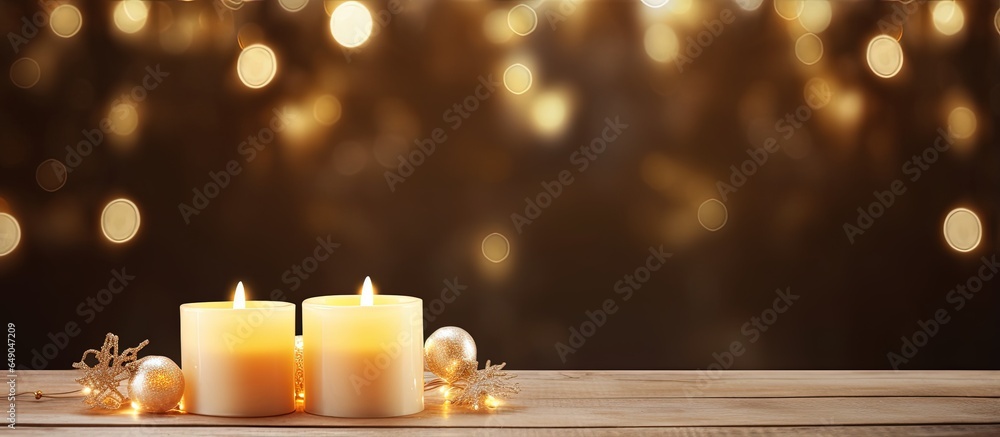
303,277,424,417
180,282,295,417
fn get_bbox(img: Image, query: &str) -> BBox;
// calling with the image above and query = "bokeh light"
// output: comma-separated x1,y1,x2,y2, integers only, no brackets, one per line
995,8,1000,36
237,23,265,49
531,89,570,138
481,233,510,263
697,199,728,231
507,4,537,36
236,44,277,89
0,213,21,257
644,24,680,63
641,0,670,8
109,103,139,136
932,1,964,36
797,0,831,33
736,0,764,11
279,0,309,12
10,58,41,89
947,106,976,140
113,1,149,34
50,5,83,38
866,35,903,78
330,1,373,48
313,95,342,126
794,33,823,65
773,0,803,20
36,159,68,192
503,63,532,95
483,9,514,44
943,208,981,252
101,199,141,244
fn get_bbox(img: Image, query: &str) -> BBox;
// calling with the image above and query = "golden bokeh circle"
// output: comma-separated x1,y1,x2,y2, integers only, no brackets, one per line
531,90,569,137
503,63,532,95
932,1,964,36
697,199,728,232
773,0,803,20
113,1,149,34
736,0,764,11
279,0,309,12
313,95,342,126
866,35,903,79
794,33,823,65
36,159,68,192
236,44,277,89
947,106,976,139
481,233,511,263
109,103,139,136
641,0,670,8
798,0,831,33
943,208,982,253
995,9,1000,36
50,5,83,38
101,198,141,244
330,1,373,48
507,4,537,36
644,24,680,63
0,213,21,257
10,58,41,89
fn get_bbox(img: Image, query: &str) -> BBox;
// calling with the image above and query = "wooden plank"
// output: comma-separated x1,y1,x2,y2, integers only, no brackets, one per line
12,425,1000,436
12,370,1000,429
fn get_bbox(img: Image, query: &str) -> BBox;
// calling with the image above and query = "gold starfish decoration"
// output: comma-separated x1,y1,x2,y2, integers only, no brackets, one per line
71,333,149,409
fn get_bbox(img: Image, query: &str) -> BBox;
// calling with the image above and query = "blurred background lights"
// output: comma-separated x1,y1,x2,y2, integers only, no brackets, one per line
947,106,976,139
943,208,982,252
101,199,141,244
932,1,964,36
313,95,342,126
483,9,514,44
36,159,68,192
330,1,373,48
0,213,21,257
503,63,532,95
866,35,903,78
481,233,510,263
237,23,265,49
109,103,140,136
279,0,309,13
10,58,41,89
697,199,728,232
507,4,537,36
531,89,570,138
995,8,1000,35
736,0,764,11
113,1,149,34
797,0,831,33
236,44,277,89
50,4,83,38
641,0,670,8
773,0,803,20
644,24,680,63
794,33,823,65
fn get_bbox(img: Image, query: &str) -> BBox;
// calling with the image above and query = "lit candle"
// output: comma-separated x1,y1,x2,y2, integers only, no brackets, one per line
180,282,295,417
303,276,424,417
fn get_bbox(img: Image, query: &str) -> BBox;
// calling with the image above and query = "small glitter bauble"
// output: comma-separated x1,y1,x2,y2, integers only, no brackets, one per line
127,356,184,413
424,326,477,383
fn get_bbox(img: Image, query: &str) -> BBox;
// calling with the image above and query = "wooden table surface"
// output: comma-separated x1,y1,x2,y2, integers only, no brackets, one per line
10,370,1000,435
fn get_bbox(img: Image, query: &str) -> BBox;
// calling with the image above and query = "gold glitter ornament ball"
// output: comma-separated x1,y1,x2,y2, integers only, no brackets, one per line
128,356,184,413
424,326,477,383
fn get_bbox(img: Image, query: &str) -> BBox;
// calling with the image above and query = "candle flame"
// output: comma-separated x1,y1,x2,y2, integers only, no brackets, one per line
361,276,374,306
234,281,246,309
